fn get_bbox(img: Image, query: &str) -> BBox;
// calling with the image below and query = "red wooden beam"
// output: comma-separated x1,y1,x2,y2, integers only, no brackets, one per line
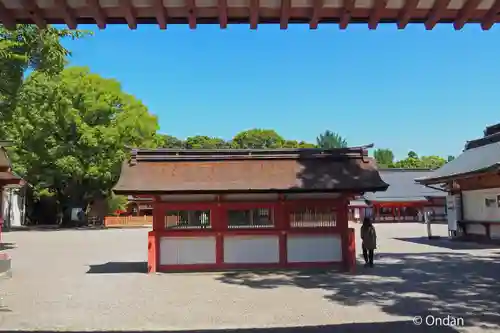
481,0,500,30
309,0,323,29
55,0,78,29
280,0,291,29
86,0,106,29
0,1,16,30
121,0,137,30
368,0,388,30
424,0,451,30
218,0,228,29
154,0,168,29
454,0,480,30
186,0,197,30
339,0,355,30
397,0,418,29
22,0,46,28
250,0,259,29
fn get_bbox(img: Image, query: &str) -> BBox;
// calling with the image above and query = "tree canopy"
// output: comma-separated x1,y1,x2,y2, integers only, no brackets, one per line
0,25,90,133
316,130,348,149
377,150,447,170
6,66,159,218
373,148,395,168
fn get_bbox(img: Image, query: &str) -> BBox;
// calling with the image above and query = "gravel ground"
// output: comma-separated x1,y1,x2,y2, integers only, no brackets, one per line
0,223,499,332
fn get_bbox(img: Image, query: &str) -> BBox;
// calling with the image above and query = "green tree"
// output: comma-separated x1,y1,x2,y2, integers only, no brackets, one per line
316,130,348,149
6,66,159,224
447,155,455,162
157,134,185,148
185,135,230,149
392,151,422,169
420,155,447,169
106,194,128,215
232,129,285,149
0,25,90,131
373,148,395,168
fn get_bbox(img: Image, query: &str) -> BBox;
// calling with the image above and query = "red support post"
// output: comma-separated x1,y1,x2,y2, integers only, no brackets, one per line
337,197,354,272
148,198,164,273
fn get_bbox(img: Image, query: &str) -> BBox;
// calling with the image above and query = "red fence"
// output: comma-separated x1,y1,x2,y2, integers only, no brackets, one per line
104,216,153,228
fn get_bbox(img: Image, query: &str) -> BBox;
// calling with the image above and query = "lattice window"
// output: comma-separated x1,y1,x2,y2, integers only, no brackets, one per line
289,207,336,228
227,208,274,228
164,210,211,229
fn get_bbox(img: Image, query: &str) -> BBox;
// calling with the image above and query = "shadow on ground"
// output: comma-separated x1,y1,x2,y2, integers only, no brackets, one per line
2,322,461,332
216,252,500,329
395,237,500,250
87,261,147,274
0,242,16,251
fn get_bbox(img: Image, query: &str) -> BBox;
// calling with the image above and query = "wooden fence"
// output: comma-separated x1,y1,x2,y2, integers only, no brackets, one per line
104,216,153,228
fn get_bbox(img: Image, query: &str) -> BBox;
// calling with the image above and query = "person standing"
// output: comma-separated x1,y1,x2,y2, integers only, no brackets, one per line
361,217,377,268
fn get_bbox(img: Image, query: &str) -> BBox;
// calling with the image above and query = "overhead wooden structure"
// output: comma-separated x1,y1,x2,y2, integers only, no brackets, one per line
0,0,498,31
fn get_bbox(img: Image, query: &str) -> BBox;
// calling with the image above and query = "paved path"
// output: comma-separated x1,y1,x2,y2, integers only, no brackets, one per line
0,223,499,332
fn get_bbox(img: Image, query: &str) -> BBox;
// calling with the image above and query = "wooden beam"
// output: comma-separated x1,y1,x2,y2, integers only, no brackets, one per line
0,1,16,30
121,0,137,30
309,0,323,29
368,0,388,30
481,0,500,30
424,0,451,30
397,0,418,29
86,0,106,29
186,0,197,29
55,0,78,29
218,0,228,29
280,0,291,29
339,0,354,29
22,0,47,28
454,0,480,30
154,0,168,29
250,0,259,29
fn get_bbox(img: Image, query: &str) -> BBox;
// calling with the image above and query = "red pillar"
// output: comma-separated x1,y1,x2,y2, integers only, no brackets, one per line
338,197,354,272
276,198,288,266
148,199,164,273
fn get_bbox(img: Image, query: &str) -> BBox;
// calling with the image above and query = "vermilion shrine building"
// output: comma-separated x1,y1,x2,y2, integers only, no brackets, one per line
0,0,498,31
113,147,388,273
365,169,447,223
417,123,500,242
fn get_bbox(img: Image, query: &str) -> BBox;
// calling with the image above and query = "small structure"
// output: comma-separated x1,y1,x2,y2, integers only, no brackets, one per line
113,147,388,273
126,195,153,216
364,169,447,223
0,0,496,31
0,143,24,277
416,123,500,242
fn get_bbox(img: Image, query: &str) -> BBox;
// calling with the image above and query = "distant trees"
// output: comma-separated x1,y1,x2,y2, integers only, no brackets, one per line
373,149,395,168
316,130,348,149
374,149,448,170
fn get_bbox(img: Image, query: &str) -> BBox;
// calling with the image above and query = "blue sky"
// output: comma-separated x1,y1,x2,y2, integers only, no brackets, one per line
63,23,500,160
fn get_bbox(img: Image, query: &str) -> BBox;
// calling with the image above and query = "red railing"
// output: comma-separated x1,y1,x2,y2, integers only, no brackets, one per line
104,216,153,228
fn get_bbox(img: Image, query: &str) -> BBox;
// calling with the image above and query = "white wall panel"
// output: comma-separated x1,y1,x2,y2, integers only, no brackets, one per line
160,237,216,265
224,236,279,263
463,188,500,222
287,234,341,263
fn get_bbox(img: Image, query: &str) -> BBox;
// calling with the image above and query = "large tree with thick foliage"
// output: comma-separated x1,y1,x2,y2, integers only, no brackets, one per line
0,25,89,133
6,66,159,223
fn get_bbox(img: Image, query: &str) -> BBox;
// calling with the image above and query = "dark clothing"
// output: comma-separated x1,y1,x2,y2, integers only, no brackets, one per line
362,245,374,266
361,224,377,250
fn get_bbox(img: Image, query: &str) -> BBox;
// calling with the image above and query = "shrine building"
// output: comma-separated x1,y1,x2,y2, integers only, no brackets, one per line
113,147,388,273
